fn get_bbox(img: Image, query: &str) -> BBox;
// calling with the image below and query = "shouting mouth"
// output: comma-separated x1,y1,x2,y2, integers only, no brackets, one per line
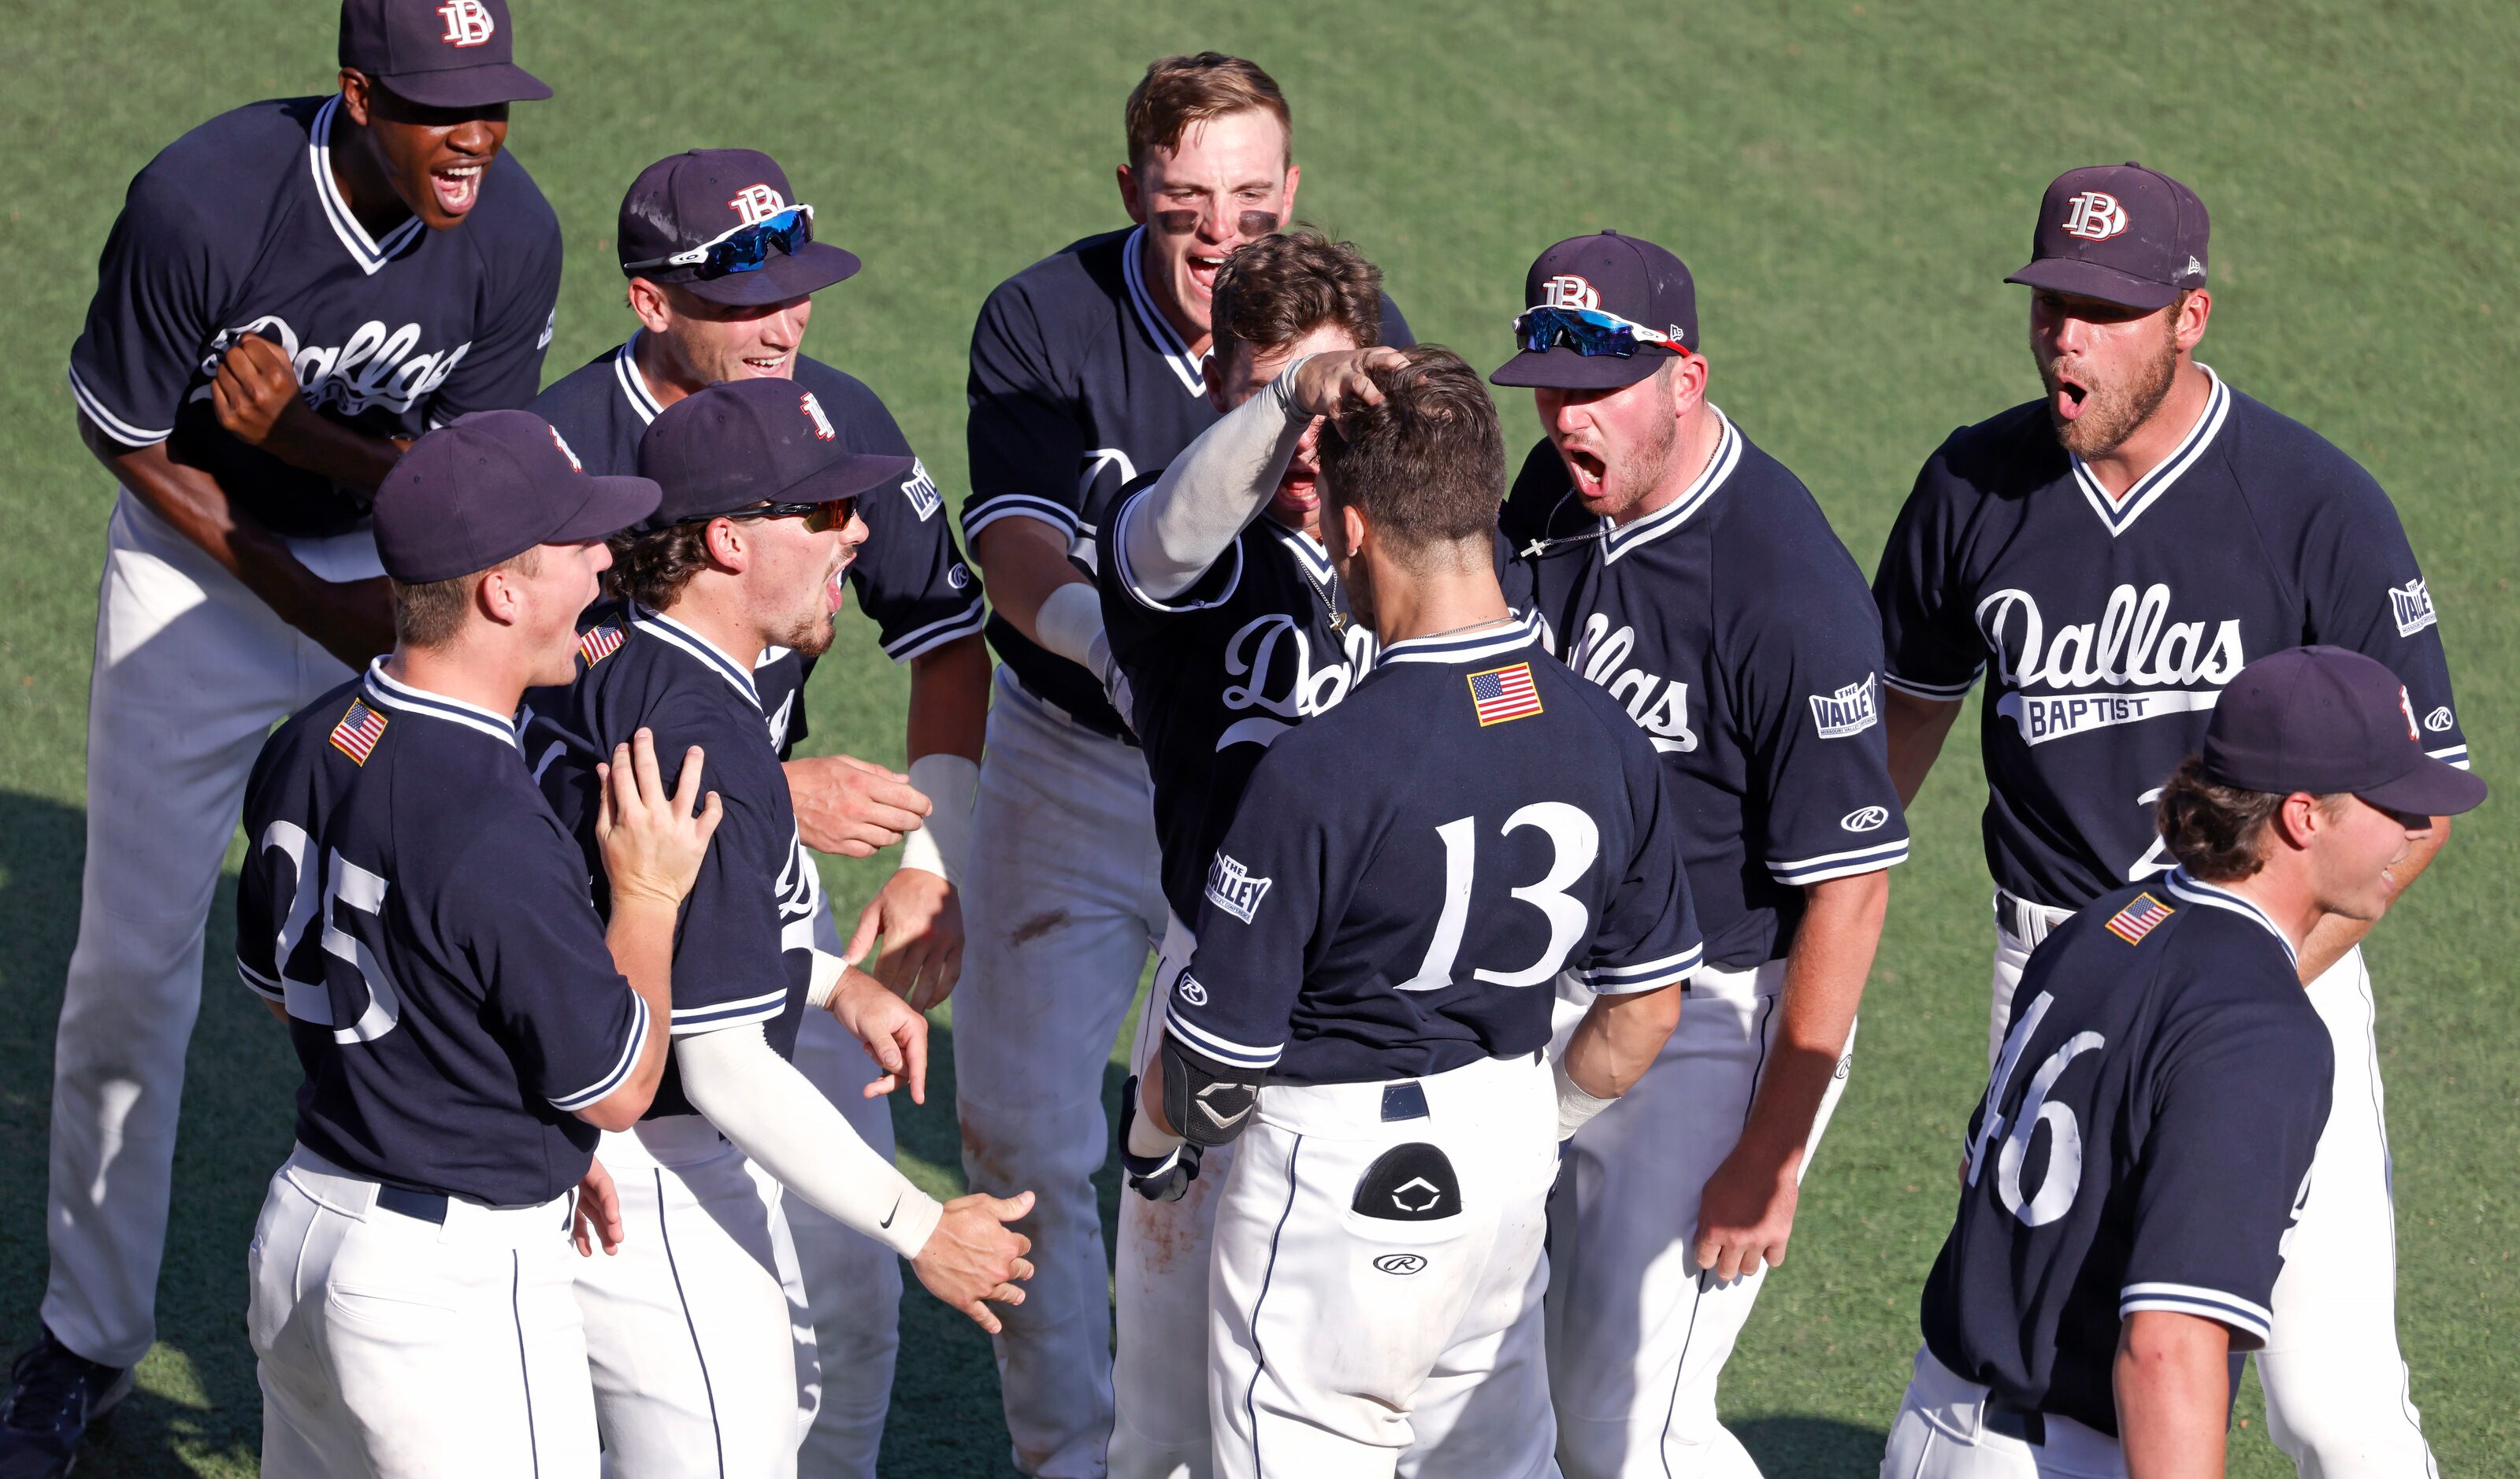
1186,250,1230,298
430,161,485,214
2049,365,2091,422
1561,443,1609,499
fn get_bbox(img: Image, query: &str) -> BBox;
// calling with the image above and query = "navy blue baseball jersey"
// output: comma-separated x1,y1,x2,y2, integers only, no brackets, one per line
1874,369,2469,909
1919,869,2332,1437
1169,613,1702,1085
525,602,820,1119
1503,411,1910,969
236,664,648,1207
1100,472,1537,927
529,339,983,760
963,226,1409,736
70,95,561,538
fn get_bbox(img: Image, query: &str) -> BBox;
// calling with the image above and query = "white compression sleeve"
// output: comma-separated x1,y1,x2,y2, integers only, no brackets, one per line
1553,1052,1618,1142
1117,364,1311,602
675,1024,943,1258
1033,580,1107,672
806,948,845,1010
896,753,979,887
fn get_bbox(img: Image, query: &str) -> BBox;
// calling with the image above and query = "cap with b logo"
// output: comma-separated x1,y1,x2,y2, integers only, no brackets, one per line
1490,231,1698,391
635,378,912,529
338,0,551,109
2006,161,2209,311
2200,647,2485,817
374,412,660,584
618,149,861,307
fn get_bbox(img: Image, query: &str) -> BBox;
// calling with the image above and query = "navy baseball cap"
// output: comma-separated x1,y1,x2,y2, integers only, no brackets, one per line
618,150,861,308
375,412,659,584
338,0,551,109
1491,231,1698,391
2201,647,2485,816
2006,162,2209,312
636,379,912,528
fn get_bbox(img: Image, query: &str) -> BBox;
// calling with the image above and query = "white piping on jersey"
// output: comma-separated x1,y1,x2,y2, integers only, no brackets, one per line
1378,610,1547,667
309,95,426,276
962,491,1083,542
1164,1008,1282,1069
668,985,790,1035
1111,488,1247,614
1596,409,1741,564
1269,522,1337,584
612,334,665,424
881,602,990,663
1579,941,1704,994
2120,1281,2273,1344
1119,225,1211,398
548,993,652,1112
360,660,525,753
628,602,763,709
1881,667,1984,702
65,367,172,447
2069,365,2229,537
2162,866,2298,968
2429,742,2471,770
1768,836,1911,886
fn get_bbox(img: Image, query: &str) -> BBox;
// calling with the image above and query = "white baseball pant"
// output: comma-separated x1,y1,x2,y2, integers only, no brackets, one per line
48,491,368,1369
1544,960,1855,1479
1991,921,2435,1477
1209,1051,1561,1479
249,1144,597,1478
1877,1346,2125,1479
952,669,1167,1477
793,907,908,1478
577,1117,818,1479
1109,914,1237,1479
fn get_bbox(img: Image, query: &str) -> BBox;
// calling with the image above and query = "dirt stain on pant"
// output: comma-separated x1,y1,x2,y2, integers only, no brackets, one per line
1009,908,1069,947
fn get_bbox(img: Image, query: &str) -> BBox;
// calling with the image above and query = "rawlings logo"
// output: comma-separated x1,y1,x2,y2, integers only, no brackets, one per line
1842,806,1891,833
728,183,787,224
2062,190,2128,241
437,0,495,46
1373,1253,1427,1277
2424,706,2454,733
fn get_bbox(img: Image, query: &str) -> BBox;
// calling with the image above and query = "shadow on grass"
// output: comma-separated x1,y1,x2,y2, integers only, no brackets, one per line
1,790,299,1476
881,1014,1131,1476
1736,1413,1891,1476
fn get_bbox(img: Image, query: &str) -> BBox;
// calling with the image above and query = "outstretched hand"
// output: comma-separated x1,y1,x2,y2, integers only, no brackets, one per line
913,1190,1037,1336
829,966,930,1103
1287,346,1408,427
596,728,722,910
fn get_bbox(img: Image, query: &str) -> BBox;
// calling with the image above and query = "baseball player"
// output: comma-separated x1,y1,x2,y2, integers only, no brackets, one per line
1491,232,1906,1477
528,146,988,1474
1883,647,2485,1478
234,411,711,1476
1128,349,1700,1475
525,380,1034,1477
6,3,562,1466
958,54,1405,1473
1872,163,2468,1474
1093,232,1413,1477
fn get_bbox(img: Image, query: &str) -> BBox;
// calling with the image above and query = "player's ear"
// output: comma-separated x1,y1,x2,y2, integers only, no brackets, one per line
701,516,748,573
2173,288,2212,354
1116,164,1147,225
340,69,373,128
625,278,673,335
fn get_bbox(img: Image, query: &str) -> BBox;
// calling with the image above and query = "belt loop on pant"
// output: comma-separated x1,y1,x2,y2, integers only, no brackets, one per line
1994,888,2073,950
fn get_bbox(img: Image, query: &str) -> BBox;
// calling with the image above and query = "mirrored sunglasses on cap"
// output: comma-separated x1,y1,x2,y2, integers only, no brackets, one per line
623,205,816,281
717,495,857,532
1512,304,1679,359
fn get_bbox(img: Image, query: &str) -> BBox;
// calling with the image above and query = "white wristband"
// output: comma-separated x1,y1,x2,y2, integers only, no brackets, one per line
1033,581,1107,672
896,753,979,888
1553,1054,1618,1142
806,947,846,1011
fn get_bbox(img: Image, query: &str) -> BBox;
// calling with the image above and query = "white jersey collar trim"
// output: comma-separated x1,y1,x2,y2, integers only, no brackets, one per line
2162,866,2298,968
2069,365,2230,538
309,95,426,276
361,661,525,752
1599,408,1741,563
1267,521,1335,582
1120,225,1211,398
1379,610,1546,666
614,334,666,424
629,602,763,709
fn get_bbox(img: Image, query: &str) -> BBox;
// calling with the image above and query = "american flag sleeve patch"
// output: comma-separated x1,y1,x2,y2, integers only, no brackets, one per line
1468,663,1544,726
2103,893,2173,945
578,624,625,666
328,700,388,765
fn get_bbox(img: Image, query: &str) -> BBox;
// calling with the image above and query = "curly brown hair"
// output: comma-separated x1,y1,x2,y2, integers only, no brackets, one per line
2153,755,2342,883
1209,229,1383,369
605,524,713,610
1315,347,1505,566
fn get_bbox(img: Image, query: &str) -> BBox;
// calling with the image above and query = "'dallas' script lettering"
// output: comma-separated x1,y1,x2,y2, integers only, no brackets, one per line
198,315,471,419
1564,612,1695,753
1215,614,1375,751
1976,583,2244,746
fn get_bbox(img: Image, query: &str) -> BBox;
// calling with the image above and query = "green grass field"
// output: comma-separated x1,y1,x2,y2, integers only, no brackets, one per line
3,2,2514,1473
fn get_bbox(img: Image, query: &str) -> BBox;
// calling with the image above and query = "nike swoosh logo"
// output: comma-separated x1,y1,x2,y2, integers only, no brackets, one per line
879,1195,902,1229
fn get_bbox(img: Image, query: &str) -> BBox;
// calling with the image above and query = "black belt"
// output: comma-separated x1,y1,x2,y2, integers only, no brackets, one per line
1995,889,2074,950
1983,1396,2047,1446
374,1184,449,1224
